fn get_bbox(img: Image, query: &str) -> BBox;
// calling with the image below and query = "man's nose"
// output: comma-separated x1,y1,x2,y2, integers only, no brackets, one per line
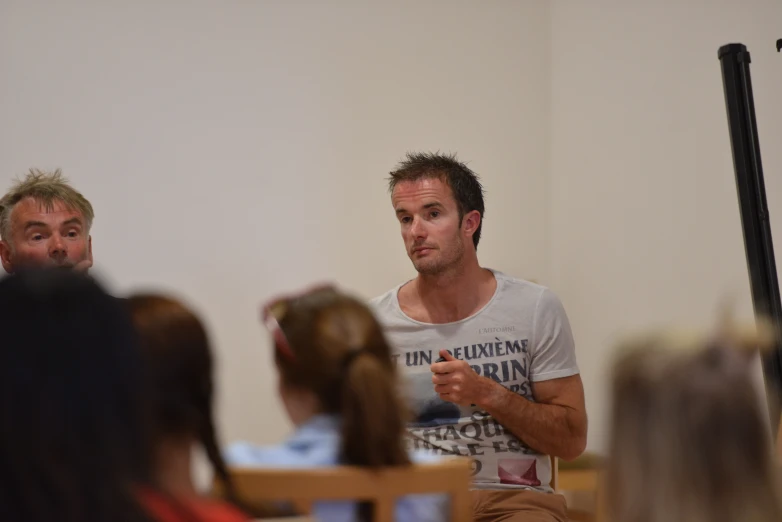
49,235,67,262
410,217,426,238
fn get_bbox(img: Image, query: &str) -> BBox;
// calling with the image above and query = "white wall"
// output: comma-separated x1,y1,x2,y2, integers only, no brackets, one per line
550,0,782,452
5,0,780,460
0,1,552,446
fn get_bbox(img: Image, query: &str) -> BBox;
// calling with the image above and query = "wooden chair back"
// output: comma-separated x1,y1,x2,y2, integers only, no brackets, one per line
550,455,558,491
218,457,472,522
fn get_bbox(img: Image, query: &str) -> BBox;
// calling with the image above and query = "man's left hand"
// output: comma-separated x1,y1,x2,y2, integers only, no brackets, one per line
73,258,93,273
430,349,499,407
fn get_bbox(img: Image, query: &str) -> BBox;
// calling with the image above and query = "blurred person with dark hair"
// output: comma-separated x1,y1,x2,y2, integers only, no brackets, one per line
0,270,153,521
127,294,249,522
226,285,447,522
606,319,782,522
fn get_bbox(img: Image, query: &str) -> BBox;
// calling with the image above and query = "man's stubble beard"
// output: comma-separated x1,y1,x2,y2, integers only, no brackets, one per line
413,239,465,277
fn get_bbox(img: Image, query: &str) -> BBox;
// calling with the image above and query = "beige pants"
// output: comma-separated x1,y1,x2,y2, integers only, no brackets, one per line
471,489,569,522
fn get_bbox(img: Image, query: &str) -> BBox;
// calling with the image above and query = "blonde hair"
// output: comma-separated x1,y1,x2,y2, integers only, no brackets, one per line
606,317,782,522
0,169,94,240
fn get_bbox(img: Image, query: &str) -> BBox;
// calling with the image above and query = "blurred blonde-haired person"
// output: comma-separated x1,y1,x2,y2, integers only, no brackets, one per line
606,319,782,522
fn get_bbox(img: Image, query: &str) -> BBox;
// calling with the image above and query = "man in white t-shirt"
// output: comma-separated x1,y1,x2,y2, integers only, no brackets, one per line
370,152,587,522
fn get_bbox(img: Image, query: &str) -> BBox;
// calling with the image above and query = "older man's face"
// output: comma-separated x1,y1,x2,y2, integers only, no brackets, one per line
0,197,92,274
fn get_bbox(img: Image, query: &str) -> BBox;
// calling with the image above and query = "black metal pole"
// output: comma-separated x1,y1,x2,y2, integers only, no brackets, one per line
719,43,782,430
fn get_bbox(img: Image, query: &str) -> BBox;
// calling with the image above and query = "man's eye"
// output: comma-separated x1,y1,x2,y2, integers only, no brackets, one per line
430,211,440,218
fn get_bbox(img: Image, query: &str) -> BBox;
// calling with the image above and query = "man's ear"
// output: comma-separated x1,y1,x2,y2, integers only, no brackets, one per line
0,240,15,274
462,210,481,240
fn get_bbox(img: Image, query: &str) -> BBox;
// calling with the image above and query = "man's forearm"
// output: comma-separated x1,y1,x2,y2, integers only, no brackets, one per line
477,379,586,460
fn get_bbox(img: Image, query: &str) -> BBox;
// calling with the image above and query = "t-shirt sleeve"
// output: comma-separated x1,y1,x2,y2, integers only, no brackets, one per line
529,288,579,382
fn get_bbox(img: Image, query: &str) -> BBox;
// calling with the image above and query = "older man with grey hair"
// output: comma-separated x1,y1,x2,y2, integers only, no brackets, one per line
0,169,94,274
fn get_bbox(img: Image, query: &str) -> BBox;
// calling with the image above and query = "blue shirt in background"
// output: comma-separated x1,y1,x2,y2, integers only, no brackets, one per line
225,414,449,522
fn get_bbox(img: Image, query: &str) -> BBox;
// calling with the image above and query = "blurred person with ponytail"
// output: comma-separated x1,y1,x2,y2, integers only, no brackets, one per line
226,285,447,522
127,294,249,522
606,316,782,522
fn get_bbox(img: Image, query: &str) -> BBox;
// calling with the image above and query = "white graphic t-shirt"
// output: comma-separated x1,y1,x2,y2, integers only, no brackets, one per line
370,270,579,492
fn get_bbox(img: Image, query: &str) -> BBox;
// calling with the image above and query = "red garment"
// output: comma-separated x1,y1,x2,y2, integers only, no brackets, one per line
142,489,248,522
